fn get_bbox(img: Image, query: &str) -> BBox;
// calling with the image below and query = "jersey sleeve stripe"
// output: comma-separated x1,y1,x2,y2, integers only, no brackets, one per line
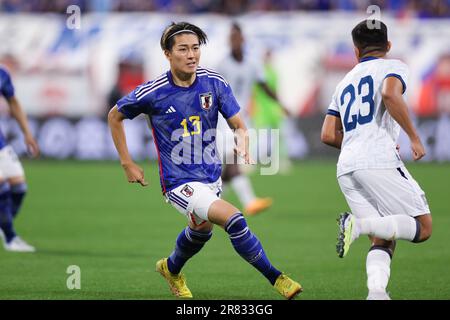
385,73,406,94
135,76,168,96
327,109,341,118
197,68,229,86
136,81,169,100
197,73,229,87
135,74,168,95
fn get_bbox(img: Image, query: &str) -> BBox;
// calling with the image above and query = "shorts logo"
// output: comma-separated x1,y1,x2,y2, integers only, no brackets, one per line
181,185,194,198
199,92,213,111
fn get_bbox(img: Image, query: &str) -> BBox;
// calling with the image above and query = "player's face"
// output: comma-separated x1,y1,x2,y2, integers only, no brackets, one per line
166,34,201,75
230,28,243,52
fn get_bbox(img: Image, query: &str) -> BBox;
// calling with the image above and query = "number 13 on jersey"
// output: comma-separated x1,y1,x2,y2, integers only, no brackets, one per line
181,116,201,137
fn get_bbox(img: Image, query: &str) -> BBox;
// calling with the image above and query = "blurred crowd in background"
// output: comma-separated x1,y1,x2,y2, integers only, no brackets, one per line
1,0,449,17
0,1,449,161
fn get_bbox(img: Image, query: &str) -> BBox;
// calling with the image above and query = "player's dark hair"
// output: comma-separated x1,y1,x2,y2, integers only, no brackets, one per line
352,20,388,57
160,22,208,51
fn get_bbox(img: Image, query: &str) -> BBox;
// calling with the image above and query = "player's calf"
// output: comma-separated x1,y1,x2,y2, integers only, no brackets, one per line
9,181,27,219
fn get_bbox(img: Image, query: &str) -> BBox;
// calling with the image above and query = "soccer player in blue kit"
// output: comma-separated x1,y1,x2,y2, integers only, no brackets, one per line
0,65,39,252
108,22,302,299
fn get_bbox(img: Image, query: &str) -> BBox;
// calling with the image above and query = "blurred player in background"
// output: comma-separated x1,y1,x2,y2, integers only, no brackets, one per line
321,20,432,300
252,48,292,173
0,65,39,252
108,21,302,299
216,23,288,216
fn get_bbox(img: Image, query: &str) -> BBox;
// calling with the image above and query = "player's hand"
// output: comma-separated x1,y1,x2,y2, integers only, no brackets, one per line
24,134,39,158
233,147,256,165
121,162,149,186
411,137,425,161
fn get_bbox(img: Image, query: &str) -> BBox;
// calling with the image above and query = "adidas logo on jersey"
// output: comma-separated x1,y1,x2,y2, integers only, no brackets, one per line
165,106,176,114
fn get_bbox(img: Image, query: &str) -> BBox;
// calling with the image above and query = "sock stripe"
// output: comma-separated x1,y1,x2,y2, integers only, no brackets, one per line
10,183,27,193
0,183,10,194
225,213,244,232
412,219,421,243
184,227,212,243
188,227,212,238
248,249,263,264
369,245,393,259
229,227,249,239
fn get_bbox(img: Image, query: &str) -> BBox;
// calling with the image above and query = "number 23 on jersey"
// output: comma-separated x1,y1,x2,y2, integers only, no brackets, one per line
341,75,375,132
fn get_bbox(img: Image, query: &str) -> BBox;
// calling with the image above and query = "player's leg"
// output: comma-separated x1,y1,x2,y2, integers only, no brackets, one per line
222,163,272,216
337,174,394,299
0,146,34,252
348,168,431,243
366,236,395,300
156,220,214,298
166,221,214,275
156,183,217,298
0,177,17,246
207,199,302,299
218,121,272,216
337,173,381,257
8,176,27,219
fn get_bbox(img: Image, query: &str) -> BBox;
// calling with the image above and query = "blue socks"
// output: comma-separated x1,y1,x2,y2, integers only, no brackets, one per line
10,183,27,219
167,227,213,274
166,213,282,285
0,182,16,243
225,213,281,285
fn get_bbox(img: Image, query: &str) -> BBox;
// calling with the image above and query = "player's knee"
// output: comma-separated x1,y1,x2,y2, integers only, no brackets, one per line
207,199,240,227
420,223,432,242
415,214,432,243
189,221,214,233
222,164,240,182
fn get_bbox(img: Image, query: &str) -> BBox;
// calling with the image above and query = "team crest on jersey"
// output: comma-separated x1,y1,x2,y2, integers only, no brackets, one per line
181,185,194,198
199,92,213,111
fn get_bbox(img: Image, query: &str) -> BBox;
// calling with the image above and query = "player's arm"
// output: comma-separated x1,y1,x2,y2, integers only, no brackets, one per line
108,105,148,186
257,81,291,116
382,77,425,160
226,113,253,164
321,114,343,149
6,96,39,157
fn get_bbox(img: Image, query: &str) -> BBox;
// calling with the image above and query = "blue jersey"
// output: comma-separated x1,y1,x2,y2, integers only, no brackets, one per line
0,67,15,149
117,67,240,193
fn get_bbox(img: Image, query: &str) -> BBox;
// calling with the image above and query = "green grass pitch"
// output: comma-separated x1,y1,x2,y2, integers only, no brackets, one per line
1,160,449,300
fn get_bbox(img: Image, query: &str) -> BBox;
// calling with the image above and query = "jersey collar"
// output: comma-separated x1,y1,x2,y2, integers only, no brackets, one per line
359,56,379,63
167,70,198,90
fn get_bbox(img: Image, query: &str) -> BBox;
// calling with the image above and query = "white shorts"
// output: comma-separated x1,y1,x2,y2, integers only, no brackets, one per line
338,167,430,219
0,145,25,180
165,178,222,226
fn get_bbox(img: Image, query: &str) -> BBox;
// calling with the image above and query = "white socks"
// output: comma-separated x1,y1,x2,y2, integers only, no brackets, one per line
366,248,391,295
230,175,256,207
354,215,418,242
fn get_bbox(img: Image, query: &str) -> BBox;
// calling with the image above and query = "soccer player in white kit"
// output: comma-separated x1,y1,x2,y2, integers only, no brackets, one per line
216,23,287,216
321,20,432,300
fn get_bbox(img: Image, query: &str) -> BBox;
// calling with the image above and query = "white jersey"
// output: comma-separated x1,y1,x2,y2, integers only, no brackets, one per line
216,54,266,117
215,54,266,157
327,57,408,177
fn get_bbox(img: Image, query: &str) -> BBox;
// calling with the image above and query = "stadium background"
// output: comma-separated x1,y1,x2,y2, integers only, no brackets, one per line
0,0,449,300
